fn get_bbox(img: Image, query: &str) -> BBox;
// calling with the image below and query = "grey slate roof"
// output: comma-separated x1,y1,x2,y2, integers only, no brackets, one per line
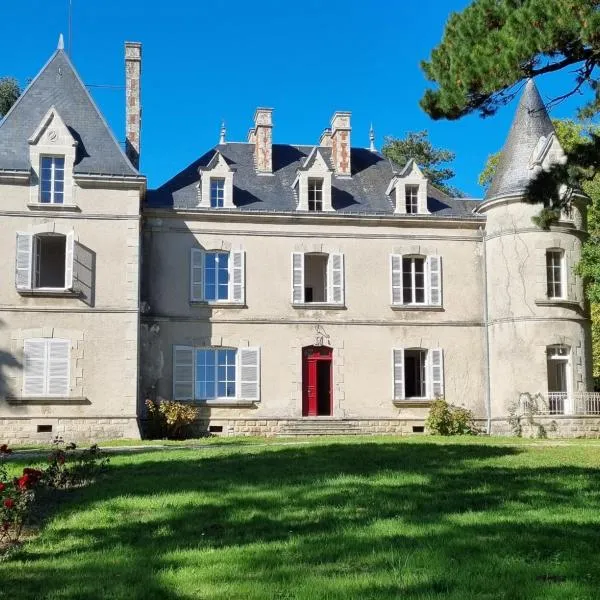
0,49,138,177
147,143,481,218
485,79,555,201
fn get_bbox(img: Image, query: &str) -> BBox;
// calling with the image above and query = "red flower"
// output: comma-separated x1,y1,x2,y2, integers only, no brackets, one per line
3,498,15,509
0,444,12,455
16,475,31,490
0,483,5,493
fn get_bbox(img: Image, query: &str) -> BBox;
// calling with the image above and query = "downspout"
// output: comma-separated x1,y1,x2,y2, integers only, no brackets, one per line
480,226,492,434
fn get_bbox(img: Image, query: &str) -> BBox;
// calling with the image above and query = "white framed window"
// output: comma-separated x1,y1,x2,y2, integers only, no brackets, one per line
405,185,419,214
390,254,441,306
15,231,74,292
40,156,65,204
210,178,225,208
173,346,260,401
308,178,324,211
546,249,565,299
23,338,70,397
393,347,443,401
292,252,344,305
547,344,571,414
190,249,245,304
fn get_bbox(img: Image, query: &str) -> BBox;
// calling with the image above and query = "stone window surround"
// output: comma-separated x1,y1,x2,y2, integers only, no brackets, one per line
197,152,235,209
540,335,584,394
387,164,430,216
535,238,582,306
294,149,334,212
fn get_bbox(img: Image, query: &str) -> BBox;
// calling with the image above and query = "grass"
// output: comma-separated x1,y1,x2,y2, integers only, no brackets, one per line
2,436,600,599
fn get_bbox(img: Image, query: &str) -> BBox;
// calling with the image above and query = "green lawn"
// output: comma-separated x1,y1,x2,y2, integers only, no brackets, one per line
2,437,600,599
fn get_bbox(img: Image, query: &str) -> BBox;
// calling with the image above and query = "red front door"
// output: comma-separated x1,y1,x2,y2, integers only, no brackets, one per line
302,346,333,416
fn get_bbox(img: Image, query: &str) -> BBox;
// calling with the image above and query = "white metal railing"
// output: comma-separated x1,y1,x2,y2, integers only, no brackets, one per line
544,392,600,416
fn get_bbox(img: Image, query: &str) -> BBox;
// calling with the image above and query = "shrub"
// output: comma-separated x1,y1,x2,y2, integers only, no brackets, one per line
44,437,109,488
145,398,199,439
425,398,478,435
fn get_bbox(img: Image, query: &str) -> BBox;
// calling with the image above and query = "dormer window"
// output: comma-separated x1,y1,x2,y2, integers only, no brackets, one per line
308,178,324,211
405,185,419,214
40,157,65,204
210,178,225,208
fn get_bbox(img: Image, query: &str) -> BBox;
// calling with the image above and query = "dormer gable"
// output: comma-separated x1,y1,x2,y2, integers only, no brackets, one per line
293,147,334,212
197,150,235,209
28,106,77,206
386,159,430,215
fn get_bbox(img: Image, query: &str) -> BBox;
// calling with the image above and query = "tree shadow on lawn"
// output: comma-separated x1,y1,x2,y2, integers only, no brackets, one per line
4,441,600,600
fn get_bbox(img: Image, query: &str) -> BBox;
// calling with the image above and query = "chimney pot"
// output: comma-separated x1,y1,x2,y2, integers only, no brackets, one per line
125,42,142,170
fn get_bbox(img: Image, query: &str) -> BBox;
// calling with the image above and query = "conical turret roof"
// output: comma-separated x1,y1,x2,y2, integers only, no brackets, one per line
485,79,555,200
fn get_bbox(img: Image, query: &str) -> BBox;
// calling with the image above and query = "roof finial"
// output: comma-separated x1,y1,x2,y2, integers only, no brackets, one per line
369,123,376,152
58,33,65,50
219,120,226,145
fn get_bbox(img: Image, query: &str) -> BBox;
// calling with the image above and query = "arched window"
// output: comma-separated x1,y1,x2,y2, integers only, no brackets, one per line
546,249,565,299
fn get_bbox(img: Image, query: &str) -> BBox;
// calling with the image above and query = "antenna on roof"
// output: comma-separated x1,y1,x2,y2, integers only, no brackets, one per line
57,33,65,50
219,120,226,145
369,123,376,152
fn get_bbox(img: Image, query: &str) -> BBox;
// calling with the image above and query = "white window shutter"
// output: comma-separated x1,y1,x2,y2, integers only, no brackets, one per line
47,339,70,397
239,347,260,400
15,232,33,290
65,231,75,289
327,253,344,304
190,249,204,301
23,339,46,397
173,346,194,400
390,254,403,305
292,252,304,304
230,250,245,303
428,255,442,306
393,348,405,400
429,348,444,398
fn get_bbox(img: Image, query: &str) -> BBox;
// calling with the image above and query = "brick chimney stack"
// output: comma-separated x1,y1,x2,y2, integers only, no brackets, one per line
331,111,351,176
254,108,273,174
125,42,142,170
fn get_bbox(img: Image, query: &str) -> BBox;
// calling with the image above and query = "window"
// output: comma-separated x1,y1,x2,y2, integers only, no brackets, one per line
405,185,419,214
40,156,65,204
547,345,570,414
23,338,70,397
210,178,225,208
190,249,245,303
292,252,344,305
393,348,443,400
391,254,441,306
173,346,260,401
15,232,74,291
308,178,323,212
546,249,565,299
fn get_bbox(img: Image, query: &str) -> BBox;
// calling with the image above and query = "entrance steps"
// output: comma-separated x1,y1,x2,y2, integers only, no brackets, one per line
277,418,362,437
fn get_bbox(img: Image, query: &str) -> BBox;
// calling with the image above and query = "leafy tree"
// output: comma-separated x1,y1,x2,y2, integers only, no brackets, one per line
382,130,462,196
0,77,20,118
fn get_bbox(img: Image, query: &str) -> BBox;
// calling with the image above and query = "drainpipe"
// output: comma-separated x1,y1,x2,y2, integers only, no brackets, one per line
480,226,492,434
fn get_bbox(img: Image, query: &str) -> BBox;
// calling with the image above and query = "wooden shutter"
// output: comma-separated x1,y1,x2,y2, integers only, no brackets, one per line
15,232,33,290
390,254,403,305
47,339,70,396
393,348,405,400
173,346,194,400
292,252,304,304
23,339,46,396
239,347,260,400
190,249,204,301
230,250,245,303
429,348,444,398
428,255,442,306
73,241,94,303
327,253,344,304
64,231,74,289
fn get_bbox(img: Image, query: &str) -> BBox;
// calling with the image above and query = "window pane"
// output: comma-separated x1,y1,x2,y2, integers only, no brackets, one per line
41,157,52,170
54,157,65,169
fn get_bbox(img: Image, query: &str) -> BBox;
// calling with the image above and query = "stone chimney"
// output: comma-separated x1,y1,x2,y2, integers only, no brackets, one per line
125,42,142,170
319,128,332,147
254,108,273,174
331,111,351,176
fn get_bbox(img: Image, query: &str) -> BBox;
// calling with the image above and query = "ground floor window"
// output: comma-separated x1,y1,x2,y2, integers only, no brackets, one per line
393,347,444,401
195,348,236,399
547,345,570,414
23,338,70,397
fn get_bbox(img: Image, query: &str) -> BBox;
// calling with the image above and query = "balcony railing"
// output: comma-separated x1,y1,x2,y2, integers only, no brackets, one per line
541,392,600,416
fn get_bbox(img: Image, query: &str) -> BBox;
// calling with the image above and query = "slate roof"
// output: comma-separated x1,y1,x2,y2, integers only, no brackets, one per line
147,143,481,218
0,48,138,177
485,79,555,201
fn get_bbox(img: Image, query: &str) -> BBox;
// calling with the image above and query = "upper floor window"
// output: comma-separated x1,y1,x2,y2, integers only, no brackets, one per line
190,249,245,304
546,249,565,299
390,254,442,307
393,347,443,401
23,338,70,397
210,178,225,208
405,185,419,214
173,346,260,401
292,252,344,305
308,178,324,212
40,156,65,204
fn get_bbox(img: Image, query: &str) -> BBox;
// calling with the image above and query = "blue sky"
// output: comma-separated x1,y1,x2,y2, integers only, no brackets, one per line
3,0,592,196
